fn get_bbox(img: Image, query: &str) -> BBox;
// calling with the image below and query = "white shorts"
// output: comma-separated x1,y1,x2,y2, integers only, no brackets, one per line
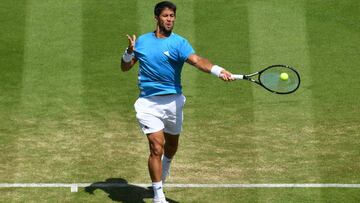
134,94,186,135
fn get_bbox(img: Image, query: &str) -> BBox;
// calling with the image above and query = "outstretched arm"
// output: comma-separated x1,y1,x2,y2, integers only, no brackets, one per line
121,34,138,72
186,54,234,81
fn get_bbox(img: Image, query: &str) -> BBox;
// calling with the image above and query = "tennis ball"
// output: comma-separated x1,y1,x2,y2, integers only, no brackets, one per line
280,72,289,80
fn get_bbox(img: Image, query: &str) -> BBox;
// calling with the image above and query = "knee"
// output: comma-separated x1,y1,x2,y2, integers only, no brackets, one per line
164,142,178,159
165,141,178,151
150,142,164,157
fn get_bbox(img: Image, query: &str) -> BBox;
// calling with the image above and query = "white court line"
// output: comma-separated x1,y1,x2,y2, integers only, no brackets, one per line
1,183,360,188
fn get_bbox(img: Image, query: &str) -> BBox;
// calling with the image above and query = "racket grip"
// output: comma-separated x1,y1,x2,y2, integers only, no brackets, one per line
231,74,244,80
219,74,244,80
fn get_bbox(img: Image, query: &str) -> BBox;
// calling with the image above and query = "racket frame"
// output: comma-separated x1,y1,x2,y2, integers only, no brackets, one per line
232,64,301,94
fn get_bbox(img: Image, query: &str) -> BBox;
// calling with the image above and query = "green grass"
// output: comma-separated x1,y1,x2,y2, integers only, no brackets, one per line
0,0,26,184
1,187,360,203
1,0,359,202
307,0,360,184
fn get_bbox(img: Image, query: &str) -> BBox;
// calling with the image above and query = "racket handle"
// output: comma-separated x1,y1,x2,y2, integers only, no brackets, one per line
219,74,244,80
231,74,244,80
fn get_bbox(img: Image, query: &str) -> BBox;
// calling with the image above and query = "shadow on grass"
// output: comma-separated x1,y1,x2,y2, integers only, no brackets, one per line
85,178,179,203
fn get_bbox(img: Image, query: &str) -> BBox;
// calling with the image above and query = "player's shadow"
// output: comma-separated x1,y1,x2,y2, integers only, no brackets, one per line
84,178,179,203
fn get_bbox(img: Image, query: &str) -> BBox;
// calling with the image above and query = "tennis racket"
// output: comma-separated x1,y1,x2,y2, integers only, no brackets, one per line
224,64,301,94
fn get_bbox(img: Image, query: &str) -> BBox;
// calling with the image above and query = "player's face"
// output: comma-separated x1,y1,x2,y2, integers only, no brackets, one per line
156,8,176,34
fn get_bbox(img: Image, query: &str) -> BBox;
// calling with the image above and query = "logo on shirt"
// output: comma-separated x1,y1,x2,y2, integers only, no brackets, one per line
163,51,170,57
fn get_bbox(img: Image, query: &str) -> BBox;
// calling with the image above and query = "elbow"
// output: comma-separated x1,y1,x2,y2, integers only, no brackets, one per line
120,58,136,72
120,64,125,72
121,66,129,72
190,56,201,67
120,61,130,72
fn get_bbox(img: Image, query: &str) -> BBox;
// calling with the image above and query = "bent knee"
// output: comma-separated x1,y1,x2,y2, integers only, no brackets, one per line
150,143,164,157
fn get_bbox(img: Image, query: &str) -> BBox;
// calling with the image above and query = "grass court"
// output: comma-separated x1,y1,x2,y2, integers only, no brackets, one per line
1,0,359,202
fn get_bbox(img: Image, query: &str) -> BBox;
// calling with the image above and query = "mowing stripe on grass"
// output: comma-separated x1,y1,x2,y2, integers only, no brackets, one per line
21,0,83,114
0,1,26,108
305,1,360,184
18,0,83,181
0,0,26,182
247,0,318,200
247,0,315,175
80,0,146,181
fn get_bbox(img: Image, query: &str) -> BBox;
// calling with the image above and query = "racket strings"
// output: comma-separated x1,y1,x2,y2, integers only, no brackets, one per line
259,66,300,94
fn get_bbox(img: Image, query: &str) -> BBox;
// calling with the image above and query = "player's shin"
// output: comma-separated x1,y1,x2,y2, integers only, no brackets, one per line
161,155,172,182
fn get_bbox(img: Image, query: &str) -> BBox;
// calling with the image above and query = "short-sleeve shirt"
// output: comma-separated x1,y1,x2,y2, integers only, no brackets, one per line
134,32,195,97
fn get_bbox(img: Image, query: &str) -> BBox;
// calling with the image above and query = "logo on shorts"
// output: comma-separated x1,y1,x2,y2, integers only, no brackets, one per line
144,125,149,129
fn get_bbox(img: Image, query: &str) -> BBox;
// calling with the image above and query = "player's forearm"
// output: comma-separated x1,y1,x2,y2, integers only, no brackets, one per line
121,59,135,72
194,58,229,79
120,47,136,71
187,54,234,81
187,55,213,73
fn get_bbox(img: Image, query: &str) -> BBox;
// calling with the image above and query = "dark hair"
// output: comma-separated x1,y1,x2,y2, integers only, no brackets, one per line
154,1,176,17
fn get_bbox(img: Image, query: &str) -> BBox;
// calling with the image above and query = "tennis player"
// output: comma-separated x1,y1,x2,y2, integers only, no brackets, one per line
121,1,234,202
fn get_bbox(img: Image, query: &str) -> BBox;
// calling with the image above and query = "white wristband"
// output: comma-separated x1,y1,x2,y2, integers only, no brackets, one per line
122,48,133,63
210,65,224,77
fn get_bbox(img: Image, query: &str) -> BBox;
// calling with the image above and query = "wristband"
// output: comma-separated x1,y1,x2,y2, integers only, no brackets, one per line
210,65,224,77
122,48,133,63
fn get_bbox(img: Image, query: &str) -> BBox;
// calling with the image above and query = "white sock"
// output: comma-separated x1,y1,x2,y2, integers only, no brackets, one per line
162,156,172,181
152,181,165,200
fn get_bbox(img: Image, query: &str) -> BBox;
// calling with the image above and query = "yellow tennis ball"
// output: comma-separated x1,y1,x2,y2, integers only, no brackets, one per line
280,72,289,80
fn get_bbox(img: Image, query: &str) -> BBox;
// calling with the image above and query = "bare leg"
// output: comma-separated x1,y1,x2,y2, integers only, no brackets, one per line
147,130,165,182
161,133,179,182
164,132,179,159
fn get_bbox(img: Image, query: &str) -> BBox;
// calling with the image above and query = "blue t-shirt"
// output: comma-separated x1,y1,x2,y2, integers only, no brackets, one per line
134,32,195,97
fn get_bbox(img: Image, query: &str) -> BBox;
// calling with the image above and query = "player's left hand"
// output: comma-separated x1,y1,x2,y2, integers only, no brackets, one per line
126,34,136,54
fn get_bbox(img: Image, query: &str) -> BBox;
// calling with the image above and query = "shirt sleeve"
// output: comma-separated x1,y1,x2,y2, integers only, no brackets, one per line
178,38,195,62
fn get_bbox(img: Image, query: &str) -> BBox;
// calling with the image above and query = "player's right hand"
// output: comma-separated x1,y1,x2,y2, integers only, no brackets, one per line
126,34,136,54
220,70,236,81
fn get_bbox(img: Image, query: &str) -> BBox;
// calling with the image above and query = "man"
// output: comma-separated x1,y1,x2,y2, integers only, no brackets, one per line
121,1,234,202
